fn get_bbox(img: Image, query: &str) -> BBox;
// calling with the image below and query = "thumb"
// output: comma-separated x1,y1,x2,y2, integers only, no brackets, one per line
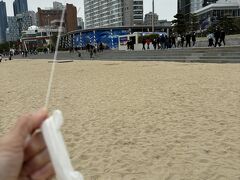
13,108,48,144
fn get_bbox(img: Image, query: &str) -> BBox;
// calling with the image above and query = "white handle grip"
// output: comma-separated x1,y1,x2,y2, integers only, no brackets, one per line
41,110,84,180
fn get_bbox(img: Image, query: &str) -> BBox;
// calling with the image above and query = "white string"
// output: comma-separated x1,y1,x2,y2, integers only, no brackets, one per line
44,7,66,108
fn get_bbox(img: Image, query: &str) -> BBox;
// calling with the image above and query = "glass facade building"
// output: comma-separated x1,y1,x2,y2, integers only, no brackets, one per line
13,0,28,16
195,0,240,30
0,1,8,43
7,16,20,42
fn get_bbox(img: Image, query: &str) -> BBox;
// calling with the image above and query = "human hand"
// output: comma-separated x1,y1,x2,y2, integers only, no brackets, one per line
0,108,55,180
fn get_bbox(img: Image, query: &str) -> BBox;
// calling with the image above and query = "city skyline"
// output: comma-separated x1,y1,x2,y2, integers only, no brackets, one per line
4,0,177,21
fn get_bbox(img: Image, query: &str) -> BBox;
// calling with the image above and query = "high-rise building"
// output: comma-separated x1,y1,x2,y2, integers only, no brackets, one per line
17,12,36,31
65,4,77,32
53,1,65,10
13,0,28,16
84,0,123,29
144,12,159,25
7,16,20,42
0,0,8,44
178,0,191,19
7,11,36,42
37,8,62,27
84,0,143,29
37,3,77,32
28,11,37,25
77,17,85,29
123,0,144,26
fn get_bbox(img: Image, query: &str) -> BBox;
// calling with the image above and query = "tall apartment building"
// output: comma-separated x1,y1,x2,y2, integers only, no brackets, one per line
144,12,159,25
0,0,8,44
123,0,144,26
37,3,77,32
13,0,28,16
84,0,143,29
84,0,123,29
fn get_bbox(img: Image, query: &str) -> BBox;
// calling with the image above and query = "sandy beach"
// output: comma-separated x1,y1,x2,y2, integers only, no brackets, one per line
0,60,239,180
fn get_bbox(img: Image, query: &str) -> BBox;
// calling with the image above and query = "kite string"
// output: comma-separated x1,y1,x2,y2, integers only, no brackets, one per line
44,7,66,108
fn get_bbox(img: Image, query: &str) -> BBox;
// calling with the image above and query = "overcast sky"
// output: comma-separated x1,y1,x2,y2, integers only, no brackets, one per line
5,0,177,21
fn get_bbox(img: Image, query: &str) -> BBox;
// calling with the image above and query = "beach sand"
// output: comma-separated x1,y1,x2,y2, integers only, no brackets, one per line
0,60,239,180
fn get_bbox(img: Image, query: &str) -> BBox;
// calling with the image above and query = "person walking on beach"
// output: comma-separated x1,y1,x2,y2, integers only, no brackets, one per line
165,35,170,49
214,27,221,47
177,35,181,47
99,42,104,52
142,38,146,50
146,39,151,50
152,39,157,50
207,33,214,47
127,40,130,50
157,36,161,49
171,34,176,48
186,33,191,47
192,32,196,47
9,51,13,60
181,35,185,48
160,34,166,49
219,29,226,46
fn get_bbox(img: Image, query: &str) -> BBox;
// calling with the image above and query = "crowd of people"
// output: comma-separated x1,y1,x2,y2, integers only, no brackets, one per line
0,50,14,62
141,32,198,50
207,28,226,47
82,42,105,58
139,28,227,51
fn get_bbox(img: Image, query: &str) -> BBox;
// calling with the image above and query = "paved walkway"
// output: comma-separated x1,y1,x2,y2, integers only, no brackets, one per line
13,46,240,63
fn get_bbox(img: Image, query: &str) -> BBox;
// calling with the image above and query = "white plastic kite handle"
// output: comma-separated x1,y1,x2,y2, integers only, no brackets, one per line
41,110,84,180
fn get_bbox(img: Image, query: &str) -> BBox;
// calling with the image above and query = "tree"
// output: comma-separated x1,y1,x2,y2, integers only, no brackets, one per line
233,18,240,34
189,13,199,32
0,42,10,53
219,16,240,34
207,16,240,35
172,13,188,35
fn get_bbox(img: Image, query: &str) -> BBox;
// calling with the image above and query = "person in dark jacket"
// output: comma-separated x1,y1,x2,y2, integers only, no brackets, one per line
160,35,166,49
219,29,226,46
181,35,185,48
152,39,157,50
186,33,191,47
171,34,176,48
142,39,146,50
192,32,196,47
